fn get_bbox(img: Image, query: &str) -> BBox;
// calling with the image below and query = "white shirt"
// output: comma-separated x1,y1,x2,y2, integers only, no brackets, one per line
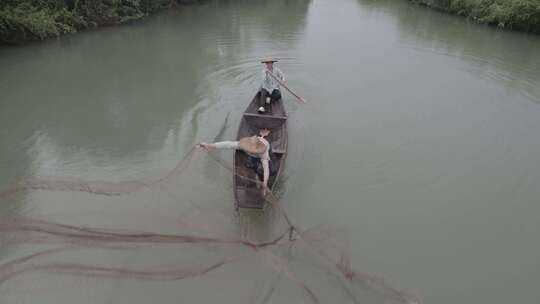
261,68,285,93
214,137,270,160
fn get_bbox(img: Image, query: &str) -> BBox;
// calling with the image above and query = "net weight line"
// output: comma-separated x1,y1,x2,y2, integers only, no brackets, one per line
205,150,420,304
0,147,420,304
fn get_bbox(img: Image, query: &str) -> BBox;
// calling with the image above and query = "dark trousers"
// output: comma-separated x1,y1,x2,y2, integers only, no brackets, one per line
260,89,282,107
245,156,277,179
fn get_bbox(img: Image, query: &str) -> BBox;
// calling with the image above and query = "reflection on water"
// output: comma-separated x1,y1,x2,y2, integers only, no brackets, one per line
358,0,540,102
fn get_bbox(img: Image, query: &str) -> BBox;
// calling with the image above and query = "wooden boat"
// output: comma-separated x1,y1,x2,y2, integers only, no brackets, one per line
234,92,288,209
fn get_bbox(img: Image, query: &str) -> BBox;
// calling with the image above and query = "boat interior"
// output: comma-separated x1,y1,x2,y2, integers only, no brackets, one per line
234,93,288,209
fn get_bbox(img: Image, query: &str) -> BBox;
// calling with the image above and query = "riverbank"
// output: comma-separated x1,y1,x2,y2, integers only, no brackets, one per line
410,0,540,34
0,0,186,44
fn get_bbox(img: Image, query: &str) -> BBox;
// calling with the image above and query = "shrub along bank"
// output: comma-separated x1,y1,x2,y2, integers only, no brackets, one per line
2,0,539,44
0,0,176,44
410,0,540,34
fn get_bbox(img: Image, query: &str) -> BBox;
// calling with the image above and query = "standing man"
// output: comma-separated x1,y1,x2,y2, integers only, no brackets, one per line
196,128,272,194
259,57,285,113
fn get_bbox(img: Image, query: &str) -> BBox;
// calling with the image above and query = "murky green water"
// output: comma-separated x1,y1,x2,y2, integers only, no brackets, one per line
1,0,540,303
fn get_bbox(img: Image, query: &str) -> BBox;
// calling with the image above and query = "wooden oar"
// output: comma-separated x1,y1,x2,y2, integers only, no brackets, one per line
266,70,307,104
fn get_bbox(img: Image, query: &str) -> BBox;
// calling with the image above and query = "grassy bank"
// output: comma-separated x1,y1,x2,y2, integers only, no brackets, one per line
410,0,540,34
0,0,181,44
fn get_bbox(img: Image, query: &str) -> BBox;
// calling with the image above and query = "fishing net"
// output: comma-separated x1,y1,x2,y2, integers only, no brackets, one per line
0,147,421,304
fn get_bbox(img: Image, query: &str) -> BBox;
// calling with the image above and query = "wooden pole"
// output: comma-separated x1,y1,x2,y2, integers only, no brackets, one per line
266,71,307,104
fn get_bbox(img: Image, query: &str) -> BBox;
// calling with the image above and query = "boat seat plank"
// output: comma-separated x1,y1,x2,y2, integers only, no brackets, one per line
242,114,287,130
243,113,287,120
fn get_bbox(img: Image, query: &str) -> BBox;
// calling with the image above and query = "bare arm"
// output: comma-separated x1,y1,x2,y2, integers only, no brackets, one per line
196,141,239,150
196,143,217,149
262,159,270,191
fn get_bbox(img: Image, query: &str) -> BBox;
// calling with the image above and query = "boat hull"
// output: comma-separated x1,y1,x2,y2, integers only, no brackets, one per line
233,92,288,209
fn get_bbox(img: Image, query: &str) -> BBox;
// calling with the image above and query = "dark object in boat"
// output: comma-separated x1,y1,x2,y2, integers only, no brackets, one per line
234,92,288,209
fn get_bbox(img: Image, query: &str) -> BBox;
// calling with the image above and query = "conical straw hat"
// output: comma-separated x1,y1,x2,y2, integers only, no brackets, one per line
238,136,266,154
260,57,278,63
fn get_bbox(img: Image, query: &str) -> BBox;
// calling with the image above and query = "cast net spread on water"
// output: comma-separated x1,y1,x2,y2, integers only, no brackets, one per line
0,148,421,304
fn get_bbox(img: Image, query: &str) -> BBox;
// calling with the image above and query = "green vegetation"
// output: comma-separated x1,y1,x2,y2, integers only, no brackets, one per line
2,0,538,43
0,0,176,44
410,0,540,33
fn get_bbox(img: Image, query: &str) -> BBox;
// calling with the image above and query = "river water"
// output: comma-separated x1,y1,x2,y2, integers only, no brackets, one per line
1,0,540,303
